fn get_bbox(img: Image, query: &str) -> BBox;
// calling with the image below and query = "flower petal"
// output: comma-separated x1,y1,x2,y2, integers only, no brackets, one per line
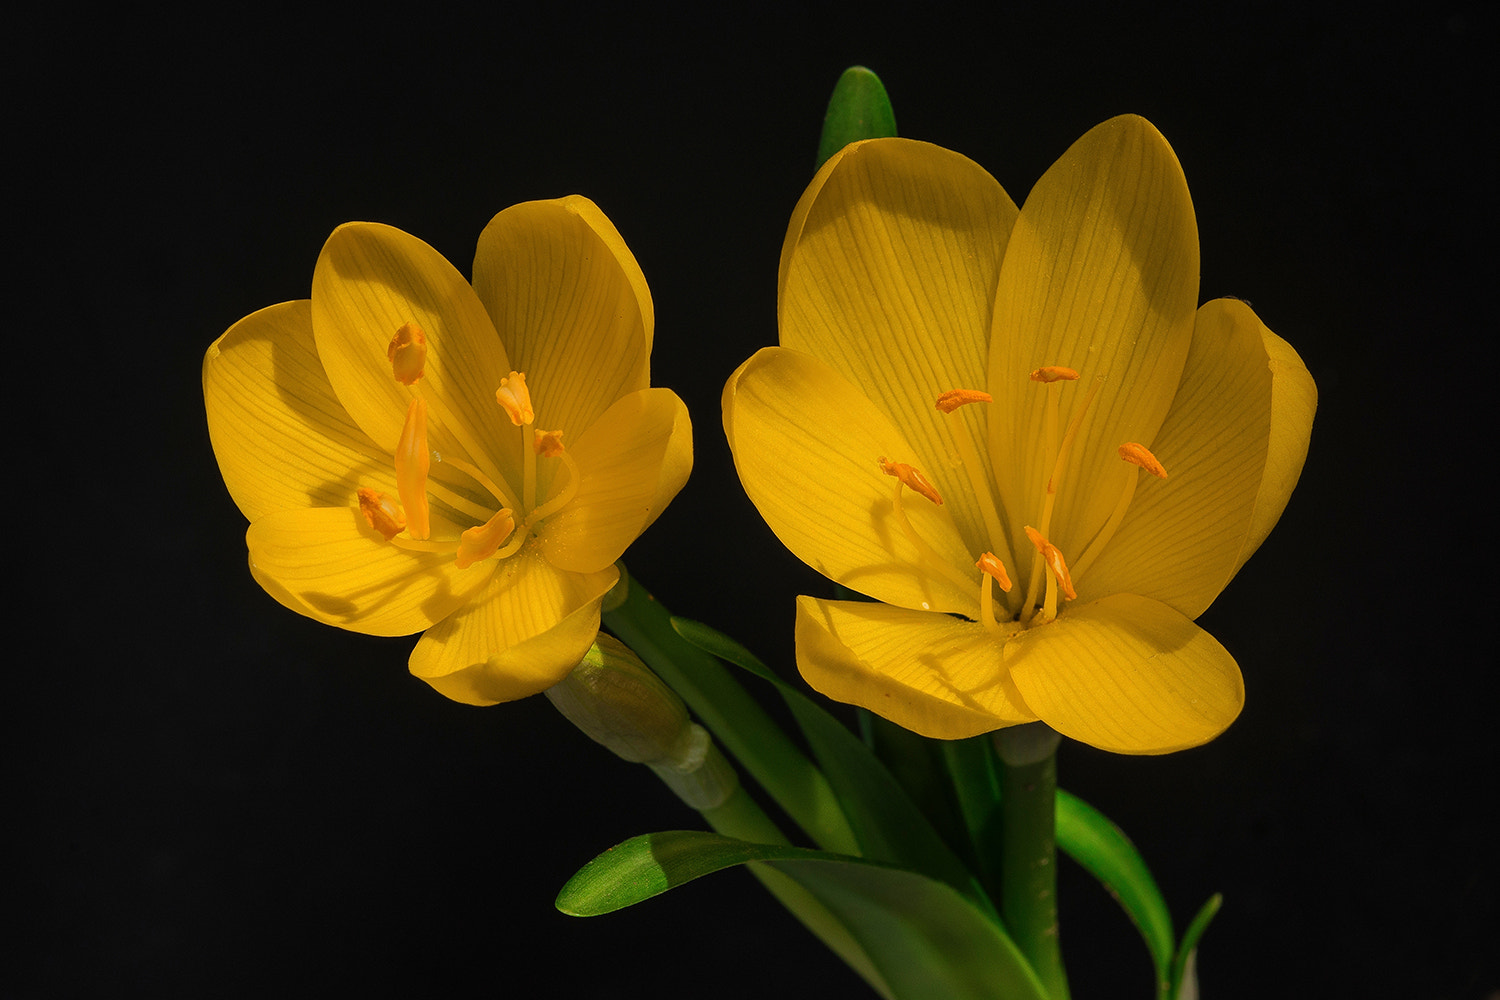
1074,298,1273,618
312,222,515,490
408,548,617,705
725,347,978,616
472,197,652,441
779,138,1019,561
535,387,692,573
246,507,493,637
988,115,1199,566
795,596,1037,740
1004,594,1243,754
204,300,391,522
1231,318,1316,575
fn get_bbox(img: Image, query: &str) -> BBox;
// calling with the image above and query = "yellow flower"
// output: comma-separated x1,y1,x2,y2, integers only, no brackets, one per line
205,197,692,705
724,116,1315,753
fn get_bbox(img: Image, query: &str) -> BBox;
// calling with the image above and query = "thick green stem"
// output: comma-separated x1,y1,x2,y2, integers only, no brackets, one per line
995,723,1069,1000
602,564,860,855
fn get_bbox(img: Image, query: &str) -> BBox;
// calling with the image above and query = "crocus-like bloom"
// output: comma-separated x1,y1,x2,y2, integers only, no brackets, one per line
205,197,691,704
724,116,1315,753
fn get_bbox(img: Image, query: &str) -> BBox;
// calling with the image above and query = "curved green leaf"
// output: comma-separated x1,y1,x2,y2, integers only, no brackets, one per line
1171,893,1221,1000
1055,789,1176,993
557,830,1046,1000
671,616,991,913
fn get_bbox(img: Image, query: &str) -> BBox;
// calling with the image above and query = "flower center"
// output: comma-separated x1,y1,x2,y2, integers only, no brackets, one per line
354,324,580,569
929,365,1168,627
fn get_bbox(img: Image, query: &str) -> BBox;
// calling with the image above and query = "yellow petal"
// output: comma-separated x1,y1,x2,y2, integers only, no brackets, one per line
245,507,492,637
988,115,1199,564
724,347,977,616
472,197,653,441
204,301,391,522
1075,298,1273,618
1231,318,1316,575
408,548,617,705
535,388,692,573
779,138,1018,561
311,222,514,489
1004,594,1243,754
795,596,1037,740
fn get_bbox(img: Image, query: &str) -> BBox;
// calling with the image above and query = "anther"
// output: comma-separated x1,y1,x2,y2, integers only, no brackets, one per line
976,552,1013,592
395,398,431,540
935,389,993,413
1119,442,1168,479
1029,366,1080,383
879,456,943,505
1024,525,1077,601
357,488,406,540
388,322,428,385
534,429,565,457
495,371,534,426
455,508,516,569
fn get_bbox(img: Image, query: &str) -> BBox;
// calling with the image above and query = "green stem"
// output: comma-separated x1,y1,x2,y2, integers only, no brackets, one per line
994,723,1069,1000
603,564,860,855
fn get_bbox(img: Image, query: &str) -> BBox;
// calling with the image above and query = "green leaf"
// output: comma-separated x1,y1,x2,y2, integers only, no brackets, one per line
1055,789,1176,993
557,831,1047,1000
671,616,990,913
816,65,898,170
1170,893,1222,1000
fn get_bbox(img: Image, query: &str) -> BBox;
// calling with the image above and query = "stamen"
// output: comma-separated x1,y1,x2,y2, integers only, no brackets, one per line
356,488,406,540
388,322,428,385
395,398,431,540
1029,366,1080,383
935,389,992,413
1024,525,1077,625
879,457,943,505
1118,442,1168,479
1071,443,1168,583
878,456,975,595
534,428,565,457
976,552,1012,592
455,508,516,569
976,553,1011,634
936,389,1010,604
495,371,534,427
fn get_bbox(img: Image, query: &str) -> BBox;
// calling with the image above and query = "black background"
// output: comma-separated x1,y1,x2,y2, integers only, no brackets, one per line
13,3,1493,997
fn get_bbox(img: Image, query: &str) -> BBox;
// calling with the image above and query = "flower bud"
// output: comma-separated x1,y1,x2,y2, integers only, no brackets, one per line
546,635,736,809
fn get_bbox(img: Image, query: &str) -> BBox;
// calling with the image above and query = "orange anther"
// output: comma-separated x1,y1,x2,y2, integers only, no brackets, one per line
936,389,993,413
1119,442,1168,479
388,322,428,385
455,508,516,569
1023,525,1077,601
1029,366,1080,383
879,456,943,505
356,488,406,540
976,552,1013,592
495,371,534,426
395,397,431,540
534,429,565,457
